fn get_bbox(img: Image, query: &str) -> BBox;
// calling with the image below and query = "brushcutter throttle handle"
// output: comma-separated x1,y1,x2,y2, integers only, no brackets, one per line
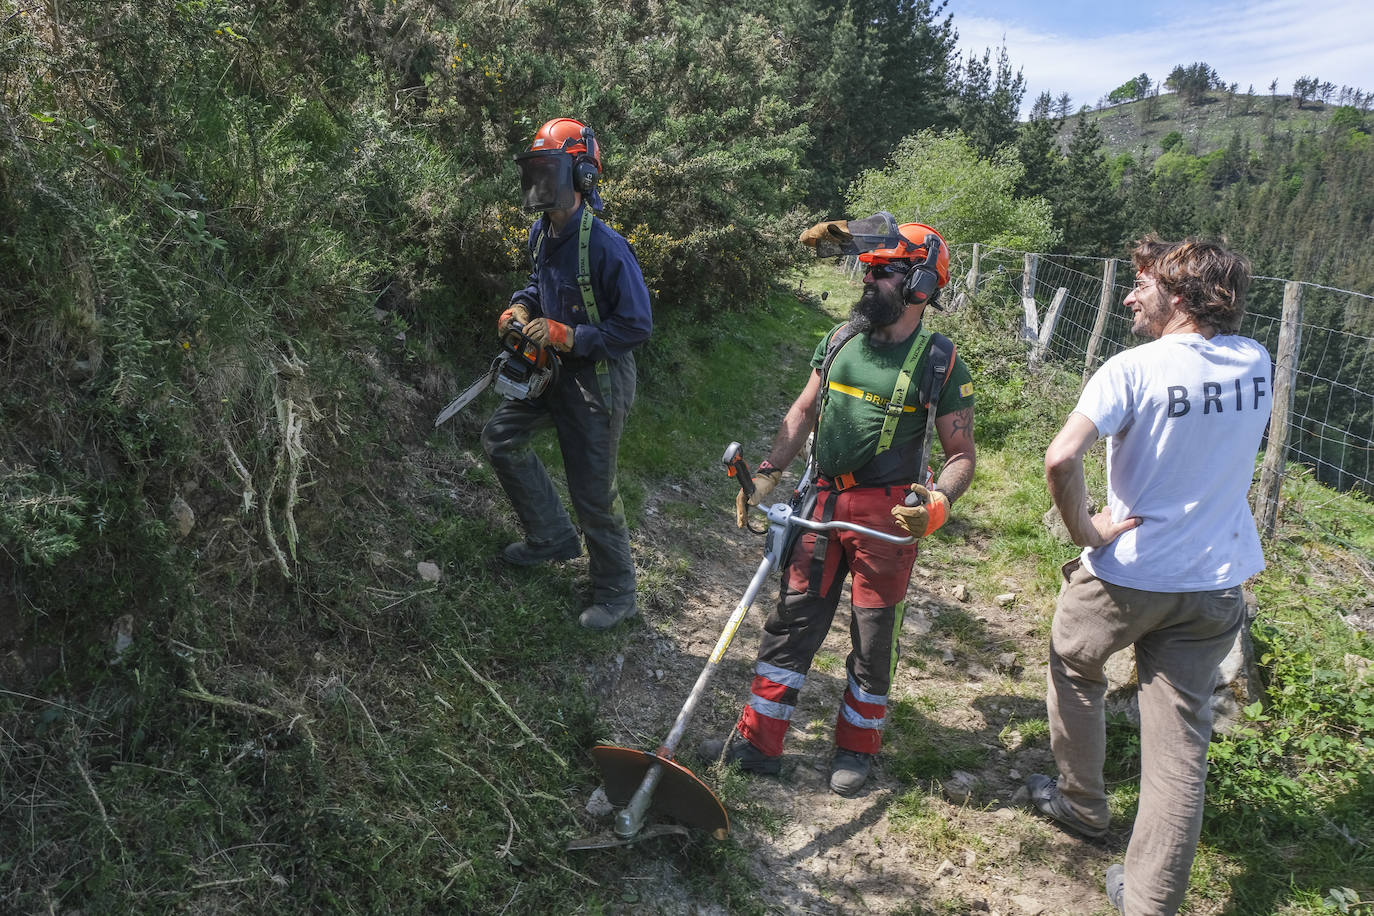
721,442,755,502
903,467,937,506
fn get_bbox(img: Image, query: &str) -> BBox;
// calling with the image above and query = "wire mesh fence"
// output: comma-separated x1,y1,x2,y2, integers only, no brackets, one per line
945,244,1374,500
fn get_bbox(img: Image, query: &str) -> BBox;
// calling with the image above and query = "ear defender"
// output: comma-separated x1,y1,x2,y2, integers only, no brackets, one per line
903,266,940,303
573,125,599,193
903,233,944,304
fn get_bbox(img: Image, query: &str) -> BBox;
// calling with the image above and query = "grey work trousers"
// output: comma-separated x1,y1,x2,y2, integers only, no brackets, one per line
480,355,637,607
1047,558,1245,916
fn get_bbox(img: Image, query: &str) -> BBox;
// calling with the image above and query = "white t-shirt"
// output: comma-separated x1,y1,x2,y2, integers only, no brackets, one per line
1073,333,1273,591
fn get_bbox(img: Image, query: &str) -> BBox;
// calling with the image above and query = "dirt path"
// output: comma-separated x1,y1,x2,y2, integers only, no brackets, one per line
576,492,1127,916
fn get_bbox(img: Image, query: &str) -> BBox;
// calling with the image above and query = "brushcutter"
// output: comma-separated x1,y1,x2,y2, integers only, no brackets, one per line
433,320,560,428
568,443,915,849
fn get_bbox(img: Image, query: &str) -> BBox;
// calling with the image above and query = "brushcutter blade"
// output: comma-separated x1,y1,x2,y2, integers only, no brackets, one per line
590,746,729,838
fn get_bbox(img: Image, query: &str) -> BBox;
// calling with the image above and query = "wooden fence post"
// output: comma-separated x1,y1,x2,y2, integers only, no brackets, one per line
968,243,981,294
1255,280,1304,538
1021,254,1039,341
1084,259,1117,381
1032,287,1068,364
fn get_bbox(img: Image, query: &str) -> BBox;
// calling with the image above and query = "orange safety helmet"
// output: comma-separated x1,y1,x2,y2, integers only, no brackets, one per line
516,118,603,212
528,117,601,177
857,222,950,289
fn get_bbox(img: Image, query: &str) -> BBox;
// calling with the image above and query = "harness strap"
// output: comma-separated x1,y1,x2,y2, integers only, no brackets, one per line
533,207,612,404
876,325,932,455
805,488,839,597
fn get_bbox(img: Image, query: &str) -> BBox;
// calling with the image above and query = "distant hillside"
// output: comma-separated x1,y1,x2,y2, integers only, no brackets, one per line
1057,90,1346,161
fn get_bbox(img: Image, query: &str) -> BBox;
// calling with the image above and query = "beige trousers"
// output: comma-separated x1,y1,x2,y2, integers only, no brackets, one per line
1047,558,1245,916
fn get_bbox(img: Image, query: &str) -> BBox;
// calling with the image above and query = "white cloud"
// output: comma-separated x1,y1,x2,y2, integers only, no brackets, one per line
956,0,1374,116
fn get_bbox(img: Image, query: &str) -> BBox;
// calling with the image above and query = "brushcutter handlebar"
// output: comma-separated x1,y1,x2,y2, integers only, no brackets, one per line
750,501,915,545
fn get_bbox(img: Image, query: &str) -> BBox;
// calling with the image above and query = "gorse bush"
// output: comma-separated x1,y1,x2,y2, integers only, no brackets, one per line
0,465,87,567
1,0,989,617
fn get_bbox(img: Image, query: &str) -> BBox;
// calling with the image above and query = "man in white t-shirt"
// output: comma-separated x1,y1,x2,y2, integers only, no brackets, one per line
1027,237,1272,916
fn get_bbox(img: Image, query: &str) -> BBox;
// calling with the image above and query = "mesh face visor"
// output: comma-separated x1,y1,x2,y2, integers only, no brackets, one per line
515,150,577,213
812,211,906,259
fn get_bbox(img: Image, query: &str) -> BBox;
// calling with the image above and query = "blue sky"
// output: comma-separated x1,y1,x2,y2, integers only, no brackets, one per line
949,0,1374,117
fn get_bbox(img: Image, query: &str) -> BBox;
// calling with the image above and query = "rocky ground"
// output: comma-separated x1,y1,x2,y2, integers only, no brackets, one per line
569,490,1133,916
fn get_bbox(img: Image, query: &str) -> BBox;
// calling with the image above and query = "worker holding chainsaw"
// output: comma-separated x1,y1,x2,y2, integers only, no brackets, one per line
480,117,652,630
705,215,977,796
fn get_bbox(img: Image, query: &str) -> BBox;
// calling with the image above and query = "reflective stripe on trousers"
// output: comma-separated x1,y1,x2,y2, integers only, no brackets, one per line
737,485,916,756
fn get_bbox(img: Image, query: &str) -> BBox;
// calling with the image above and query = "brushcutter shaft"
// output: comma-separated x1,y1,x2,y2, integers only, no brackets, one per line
614,763,665,839
613,551,775,840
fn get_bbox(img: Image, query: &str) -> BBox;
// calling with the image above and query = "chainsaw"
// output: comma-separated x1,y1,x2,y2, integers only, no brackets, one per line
433,321,560,428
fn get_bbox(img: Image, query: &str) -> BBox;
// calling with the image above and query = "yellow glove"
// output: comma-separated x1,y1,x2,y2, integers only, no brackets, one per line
891,484,949,538
735,468,782,528
798,219,852,248
498,302,532,333
524,317,574,353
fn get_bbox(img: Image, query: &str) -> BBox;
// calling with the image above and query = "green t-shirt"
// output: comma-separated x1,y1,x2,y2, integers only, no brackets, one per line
810,322,974,477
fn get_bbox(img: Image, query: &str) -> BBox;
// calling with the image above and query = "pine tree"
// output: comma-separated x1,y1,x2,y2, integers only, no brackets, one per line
954,43,1025,157
794,0,960,209
1013,114,1062,200
1054,115,1122,255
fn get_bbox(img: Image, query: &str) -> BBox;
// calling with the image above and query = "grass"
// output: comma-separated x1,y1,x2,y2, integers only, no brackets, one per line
888,786,984,858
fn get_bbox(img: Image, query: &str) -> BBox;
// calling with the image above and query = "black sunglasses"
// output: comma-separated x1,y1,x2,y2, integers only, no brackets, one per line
865,261,911,279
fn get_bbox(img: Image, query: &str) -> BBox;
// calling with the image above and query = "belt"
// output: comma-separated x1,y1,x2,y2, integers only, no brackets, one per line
560,354,598,372
816,473,909,494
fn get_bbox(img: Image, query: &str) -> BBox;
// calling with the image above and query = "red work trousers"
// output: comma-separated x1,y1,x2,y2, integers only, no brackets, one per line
736,484,918,756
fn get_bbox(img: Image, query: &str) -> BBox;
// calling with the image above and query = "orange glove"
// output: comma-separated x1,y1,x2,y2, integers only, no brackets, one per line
524,317,574,353
498,302,531,333
798,219,852,248
891,484,949,538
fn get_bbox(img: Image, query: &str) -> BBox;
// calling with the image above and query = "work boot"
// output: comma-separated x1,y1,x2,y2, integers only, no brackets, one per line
502,535,581,567
829,748,874,796
1025,774,1108,838
698,730,781,775
578,598,637,631
1105,864,1125,914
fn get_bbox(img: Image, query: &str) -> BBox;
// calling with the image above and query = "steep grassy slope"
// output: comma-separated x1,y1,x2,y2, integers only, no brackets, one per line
4,264,1371,914
1058,90,1344,160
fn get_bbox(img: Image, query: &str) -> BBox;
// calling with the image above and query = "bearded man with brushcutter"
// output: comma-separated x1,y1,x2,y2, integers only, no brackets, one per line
481,117,652,631
703,215,977,796
1028,237,1271,914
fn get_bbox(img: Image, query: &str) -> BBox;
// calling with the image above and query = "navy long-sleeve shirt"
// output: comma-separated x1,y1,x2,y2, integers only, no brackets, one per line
510,204,653,361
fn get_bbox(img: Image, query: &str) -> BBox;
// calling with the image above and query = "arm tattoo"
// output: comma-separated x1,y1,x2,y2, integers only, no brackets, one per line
934,406,976,504
948,407,973,439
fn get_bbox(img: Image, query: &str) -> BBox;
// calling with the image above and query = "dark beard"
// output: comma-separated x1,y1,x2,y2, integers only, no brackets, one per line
848,284,905,333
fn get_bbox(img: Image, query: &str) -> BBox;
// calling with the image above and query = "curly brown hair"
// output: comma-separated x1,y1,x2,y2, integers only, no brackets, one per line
1131,235,1252,333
